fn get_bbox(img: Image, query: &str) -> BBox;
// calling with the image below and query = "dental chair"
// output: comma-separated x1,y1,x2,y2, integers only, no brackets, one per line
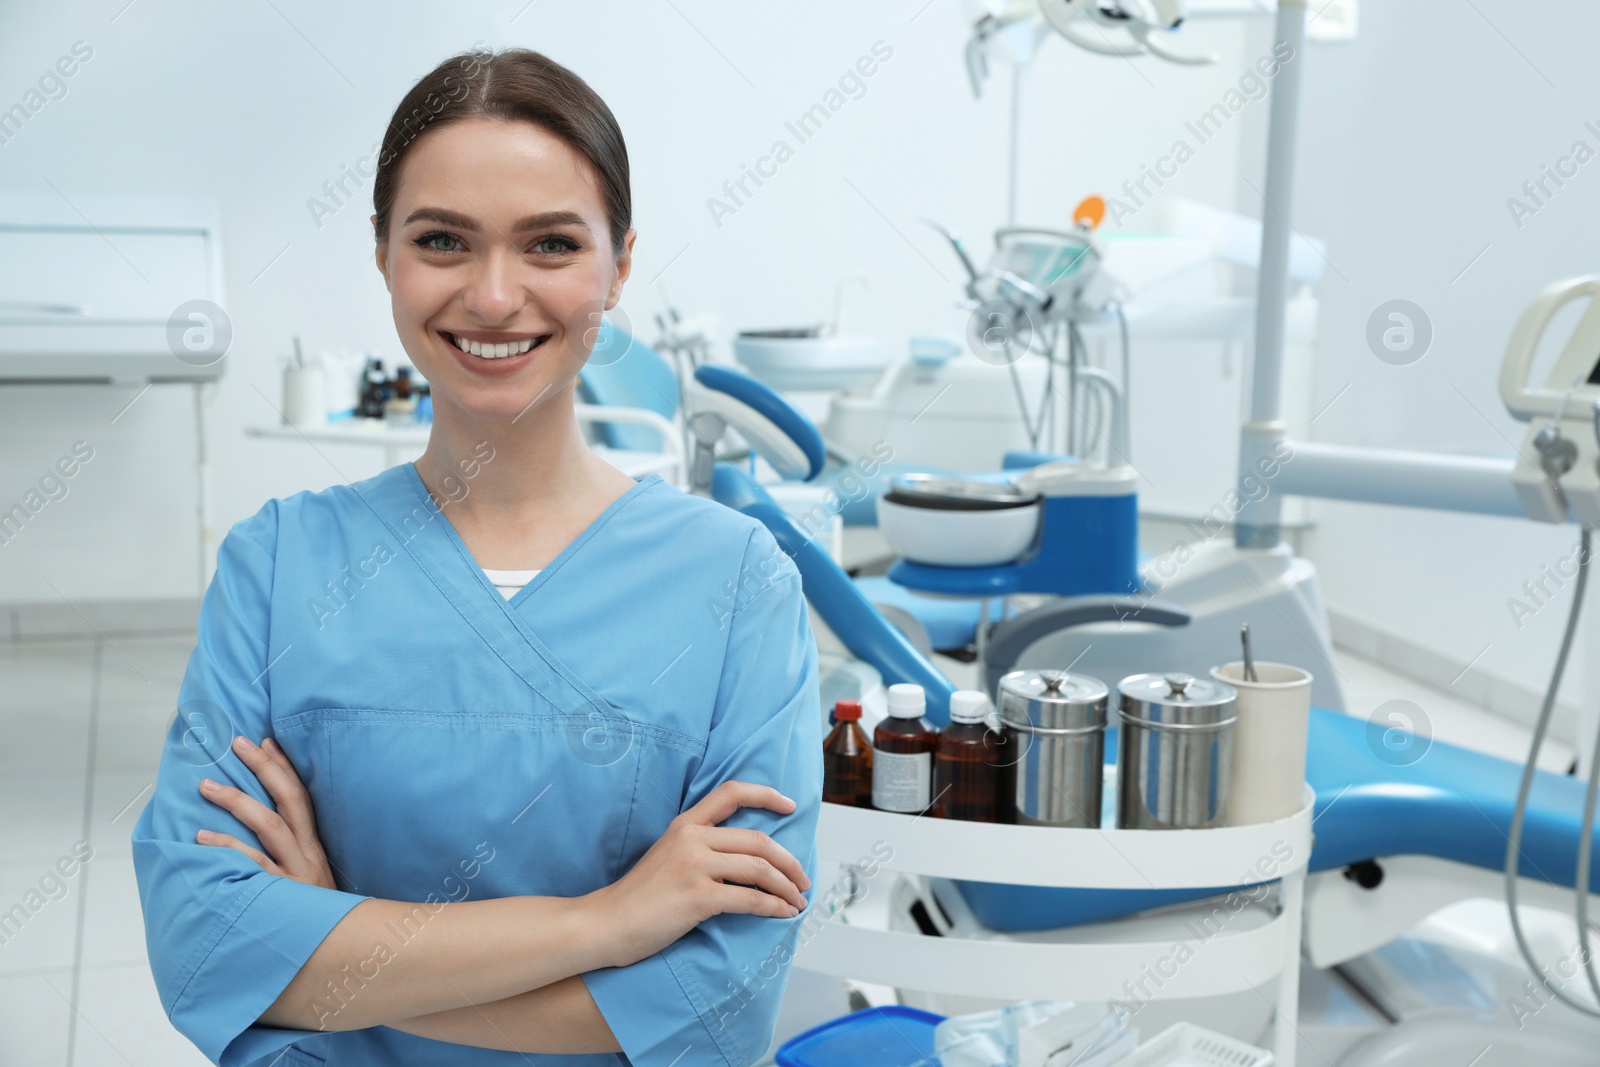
575,322,682,453
692,362,1600,975
582,323,942,521
580,325,953,535
681,362,1010,656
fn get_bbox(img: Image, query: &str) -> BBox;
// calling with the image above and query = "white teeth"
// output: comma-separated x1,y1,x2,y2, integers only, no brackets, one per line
448,333,540,359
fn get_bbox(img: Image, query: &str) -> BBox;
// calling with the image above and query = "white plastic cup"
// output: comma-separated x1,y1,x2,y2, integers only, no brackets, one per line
1210,660,1312,825
282,364,326,428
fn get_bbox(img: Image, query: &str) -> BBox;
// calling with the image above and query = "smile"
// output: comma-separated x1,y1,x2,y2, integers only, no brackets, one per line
440,331,551,360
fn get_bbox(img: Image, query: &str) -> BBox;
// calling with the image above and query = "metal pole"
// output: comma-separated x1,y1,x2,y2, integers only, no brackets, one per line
1008,61,1027,226
1272,440,1524,518
1275,868,1305,1067
1236,0,1308,549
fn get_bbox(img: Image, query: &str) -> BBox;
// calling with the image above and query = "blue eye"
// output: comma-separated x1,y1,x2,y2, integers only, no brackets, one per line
415,231,463,254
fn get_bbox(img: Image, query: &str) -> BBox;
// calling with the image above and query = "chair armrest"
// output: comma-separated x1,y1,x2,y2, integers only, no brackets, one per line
575,403,684,477
981,596,1191,695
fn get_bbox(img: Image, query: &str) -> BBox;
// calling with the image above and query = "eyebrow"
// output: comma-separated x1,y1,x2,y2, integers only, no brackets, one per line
402,206,592,234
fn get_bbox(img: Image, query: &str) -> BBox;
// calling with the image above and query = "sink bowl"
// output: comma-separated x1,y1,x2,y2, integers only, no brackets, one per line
732,334,895,392
878,492,1041,567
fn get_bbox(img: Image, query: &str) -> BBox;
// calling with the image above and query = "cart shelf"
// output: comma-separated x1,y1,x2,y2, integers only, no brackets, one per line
794,787,1315,1066
809,788,1314,890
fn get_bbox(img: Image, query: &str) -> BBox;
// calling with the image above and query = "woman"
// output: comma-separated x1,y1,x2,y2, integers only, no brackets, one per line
132,47,822,1067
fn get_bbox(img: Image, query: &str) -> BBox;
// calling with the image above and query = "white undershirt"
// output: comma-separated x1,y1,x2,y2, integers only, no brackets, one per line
481,568,541,600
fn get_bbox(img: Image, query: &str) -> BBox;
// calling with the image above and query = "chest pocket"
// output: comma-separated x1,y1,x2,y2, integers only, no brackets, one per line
276,702,700,905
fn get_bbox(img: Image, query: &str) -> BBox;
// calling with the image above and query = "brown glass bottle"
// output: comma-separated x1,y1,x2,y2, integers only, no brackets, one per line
934,690,1008,822
872,684,939,814
822,700,874,808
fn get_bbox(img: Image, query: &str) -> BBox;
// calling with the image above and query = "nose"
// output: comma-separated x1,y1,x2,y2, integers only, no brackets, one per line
459,246,528,325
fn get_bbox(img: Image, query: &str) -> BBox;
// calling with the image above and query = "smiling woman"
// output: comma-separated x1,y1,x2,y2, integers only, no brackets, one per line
132,47,822,1067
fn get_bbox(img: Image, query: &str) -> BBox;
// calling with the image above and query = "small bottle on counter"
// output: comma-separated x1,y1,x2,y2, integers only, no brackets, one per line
359,357,388,418
822,700,873,808
935,690,1008,823
872,683,939,814
384,366,418,425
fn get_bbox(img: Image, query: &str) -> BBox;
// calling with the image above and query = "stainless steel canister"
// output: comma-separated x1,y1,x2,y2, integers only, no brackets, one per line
1116,672,1238,830
996,670,1109,827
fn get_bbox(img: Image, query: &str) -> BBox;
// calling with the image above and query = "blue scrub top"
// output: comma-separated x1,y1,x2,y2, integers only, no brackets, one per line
131,462,823,1067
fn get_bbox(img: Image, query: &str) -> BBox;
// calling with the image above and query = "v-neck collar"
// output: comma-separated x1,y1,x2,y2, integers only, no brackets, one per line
398,461,662,612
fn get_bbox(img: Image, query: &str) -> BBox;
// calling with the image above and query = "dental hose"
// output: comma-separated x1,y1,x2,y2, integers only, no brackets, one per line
1578,657,1600,1008
1505,525,1600,1016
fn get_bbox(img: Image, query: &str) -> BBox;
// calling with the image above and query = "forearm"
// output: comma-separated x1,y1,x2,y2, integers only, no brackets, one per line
260,893,609,1032
387,974,620,1054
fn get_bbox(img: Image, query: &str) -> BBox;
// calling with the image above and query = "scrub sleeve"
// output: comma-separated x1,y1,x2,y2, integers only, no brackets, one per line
131,505,372,1067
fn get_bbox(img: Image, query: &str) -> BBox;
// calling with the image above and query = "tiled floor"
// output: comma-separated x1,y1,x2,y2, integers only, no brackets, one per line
0,630,1581,1064
2,634,209,1067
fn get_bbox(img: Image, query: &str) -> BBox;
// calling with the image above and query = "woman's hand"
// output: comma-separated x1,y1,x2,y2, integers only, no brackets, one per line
195,735,337,891
585,780,810,969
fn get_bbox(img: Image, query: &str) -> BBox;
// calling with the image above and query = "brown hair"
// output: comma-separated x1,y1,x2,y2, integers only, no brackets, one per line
372,47,631,253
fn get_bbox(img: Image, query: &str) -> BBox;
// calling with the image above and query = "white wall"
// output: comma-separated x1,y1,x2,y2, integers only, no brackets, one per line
1288,0,1600,732
0,0,1260,604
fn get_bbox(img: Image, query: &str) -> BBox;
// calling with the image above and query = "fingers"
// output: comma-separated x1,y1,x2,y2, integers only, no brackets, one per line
708,851,807,912
231,736,319,845
196,829,285,876
681,780,797,827
701,825,810,894
198,777,306,872
711,882,801,920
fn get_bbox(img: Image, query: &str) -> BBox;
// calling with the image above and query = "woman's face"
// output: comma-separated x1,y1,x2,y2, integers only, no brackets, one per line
374,117,634,422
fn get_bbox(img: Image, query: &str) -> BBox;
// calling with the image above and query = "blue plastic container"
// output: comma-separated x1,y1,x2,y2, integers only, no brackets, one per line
775,1006,946,1067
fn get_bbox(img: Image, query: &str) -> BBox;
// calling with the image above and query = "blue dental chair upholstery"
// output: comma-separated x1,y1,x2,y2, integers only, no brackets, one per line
574,322,682,452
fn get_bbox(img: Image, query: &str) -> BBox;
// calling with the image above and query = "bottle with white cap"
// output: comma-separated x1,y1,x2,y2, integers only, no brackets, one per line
871,683,939,814
935,690,1009,823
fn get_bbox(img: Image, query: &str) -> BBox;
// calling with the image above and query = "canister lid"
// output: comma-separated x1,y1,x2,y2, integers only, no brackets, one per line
886,683,926,719
996,670,1108,732
1117,672,1238,729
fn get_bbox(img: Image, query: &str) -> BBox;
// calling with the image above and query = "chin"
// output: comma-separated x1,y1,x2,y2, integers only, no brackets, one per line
448,378,570,422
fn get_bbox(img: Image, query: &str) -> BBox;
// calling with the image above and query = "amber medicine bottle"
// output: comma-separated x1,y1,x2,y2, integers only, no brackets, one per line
934,690,1007,822
822,700,874,808
871,683,939,813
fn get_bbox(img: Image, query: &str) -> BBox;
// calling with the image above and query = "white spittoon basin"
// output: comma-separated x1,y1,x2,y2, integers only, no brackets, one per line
876,494,1041,567
732,334,896,393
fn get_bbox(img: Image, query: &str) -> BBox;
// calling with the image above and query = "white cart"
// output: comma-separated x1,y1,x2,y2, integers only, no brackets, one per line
795,790,1314,1066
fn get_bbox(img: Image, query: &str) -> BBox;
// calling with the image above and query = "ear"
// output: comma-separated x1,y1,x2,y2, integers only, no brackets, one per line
373,217,391,291
603,228,637,310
